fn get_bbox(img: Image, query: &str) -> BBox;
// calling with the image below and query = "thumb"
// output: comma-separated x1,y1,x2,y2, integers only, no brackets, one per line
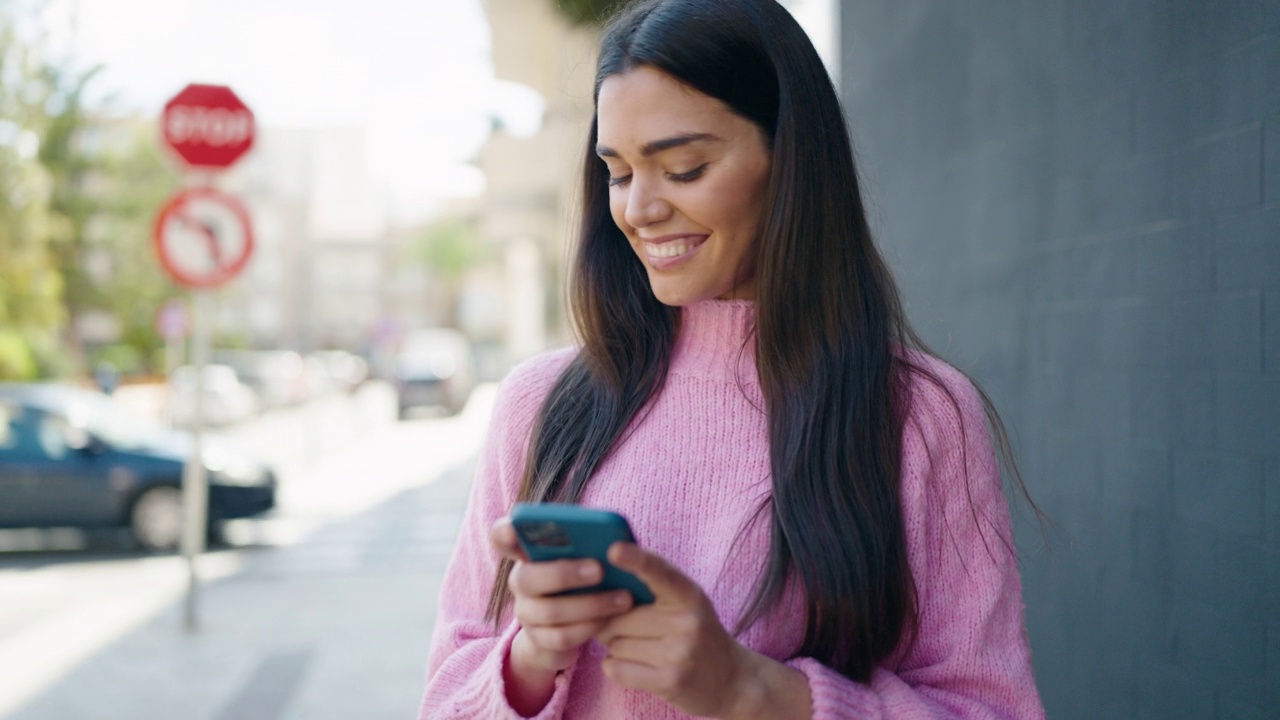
490,517,529,562
607,541,696,601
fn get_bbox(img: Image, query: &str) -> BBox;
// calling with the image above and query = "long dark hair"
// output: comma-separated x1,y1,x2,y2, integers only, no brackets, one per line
486,0,1030,683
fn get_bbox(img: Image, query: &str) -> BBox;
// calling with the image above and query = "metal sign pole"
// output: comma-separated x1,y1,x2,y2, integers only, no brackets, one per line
158,83,255,636
181,290,211,632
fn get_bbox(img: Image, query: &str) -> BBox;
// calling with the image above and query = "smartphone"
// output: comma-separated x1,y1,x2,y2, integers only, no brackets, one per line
510,502,655,605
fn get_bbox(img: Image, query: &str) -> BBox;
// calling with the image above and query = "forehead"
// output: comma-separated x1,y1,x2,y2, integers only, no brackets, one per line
596,66,744,149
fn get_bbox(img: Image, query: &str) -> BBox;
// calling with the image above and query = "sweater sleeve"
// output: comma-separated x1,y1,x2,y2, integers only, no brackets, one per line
418,351,578,720
785,362,1044,720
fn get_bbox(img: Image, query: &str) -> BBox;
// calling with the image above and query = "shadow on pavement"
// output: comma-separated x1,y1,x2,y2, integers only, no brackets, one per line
1,455,477,720
0,530,277,570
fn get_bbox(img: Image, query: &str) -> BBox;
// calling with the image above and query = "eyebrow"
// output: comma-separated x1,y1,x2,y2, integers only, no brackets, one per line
596,132,720,159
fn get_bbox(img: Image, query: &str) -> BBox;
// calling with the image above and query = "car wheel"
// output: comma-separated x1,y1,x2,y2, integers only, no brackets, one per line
130,486,183,552
206,518,228,548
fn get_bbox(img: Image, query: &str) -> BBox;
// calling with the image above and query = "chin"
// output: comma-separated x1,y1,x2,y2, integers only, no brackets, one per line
648,281,700,307
647,279,731,307
652,292,698,308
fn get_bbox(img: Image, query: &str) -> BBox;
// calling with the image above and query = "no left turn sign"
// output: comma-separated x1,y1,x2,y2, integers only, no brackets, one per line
153,187,254,289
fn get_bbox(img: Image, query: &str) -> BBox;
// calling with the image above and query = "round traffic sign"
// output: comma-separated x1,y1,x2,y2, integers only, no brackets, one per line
153,188,254,289
162,84,255,170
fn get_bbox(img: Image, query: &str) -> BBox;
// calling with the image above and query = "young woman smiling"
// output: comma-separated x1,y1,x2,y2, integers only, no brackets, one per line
419,1,1044,718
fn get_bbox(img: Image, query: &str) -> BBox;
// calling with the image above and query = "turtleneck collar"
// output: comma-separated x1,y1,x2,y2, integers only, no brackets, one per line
670,300,758,383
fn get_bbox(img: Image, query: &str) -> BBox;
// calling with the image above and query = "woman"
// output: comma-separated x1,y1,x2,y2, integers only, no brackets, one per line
419,0,1043,717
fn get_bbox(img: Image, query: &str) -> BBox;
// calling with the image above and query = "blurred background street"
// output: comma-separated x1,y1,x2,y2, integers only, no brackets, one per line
1,0,1277,717
0,381,495,720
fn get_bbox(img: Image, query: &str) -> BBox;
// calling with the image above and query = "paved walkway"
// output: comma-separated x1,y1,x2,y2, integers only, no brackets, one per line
0,396,490,720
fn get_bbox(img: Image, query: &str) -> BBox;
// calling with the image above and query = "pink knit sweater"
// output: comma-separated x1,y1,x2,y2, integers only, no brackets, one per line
419,300,1043,719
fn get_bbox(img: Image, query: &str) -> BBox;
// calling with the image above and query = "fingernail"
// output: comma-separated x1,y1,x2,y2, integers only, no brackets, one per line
579,563,597,579
614,592,629,608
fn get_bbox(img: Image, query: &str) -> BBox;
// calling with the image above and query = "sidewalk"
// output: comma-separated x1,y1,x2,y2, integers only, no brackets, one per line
1,407,486,720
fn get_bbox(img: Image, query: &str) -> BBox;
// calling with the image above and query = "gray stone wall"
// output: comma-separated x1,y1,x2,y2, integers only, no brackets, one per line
839,3,1278,718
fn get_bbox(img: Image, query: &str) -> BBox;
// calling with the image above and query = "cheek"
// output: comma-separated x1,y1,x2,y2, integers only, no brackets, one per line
608,193,632,235
698,181,761,240
727,170,770,238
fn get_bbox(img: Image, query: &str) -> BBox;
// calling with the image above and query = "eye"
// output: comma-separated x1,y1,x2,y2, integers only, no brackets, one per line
601,160,631,187
668,163,708,183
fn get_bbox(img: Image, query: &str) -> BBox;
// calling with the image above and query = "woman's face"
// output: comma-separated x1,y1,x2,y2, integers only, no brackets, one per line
596,65,772,305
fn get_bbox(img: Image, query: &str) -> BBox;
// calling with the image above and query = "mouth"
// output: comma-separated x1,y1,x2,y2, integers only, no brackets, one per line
642,234,709,270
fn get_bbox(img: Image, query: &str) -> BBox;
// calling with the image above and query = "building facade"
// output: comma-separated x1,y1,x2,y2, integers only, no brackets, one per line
840,3,1279,717
479,0,600,363
220,125,436,354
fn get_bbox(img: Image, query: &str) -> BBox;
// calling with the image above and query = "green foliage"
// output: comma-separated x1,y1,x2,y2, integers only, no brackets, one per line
0,4,181,379
552,0,632,26
0,326,71,381
0,330,38,380
0,6,66,372
88,343,142,376
407,217,489,329
38,61,110,322
411,218,484,281
87,122,181,372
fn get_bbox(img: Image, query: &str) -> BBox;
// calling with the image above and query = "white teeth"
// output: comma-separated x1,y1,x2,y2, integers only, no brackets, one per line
650,243,690,258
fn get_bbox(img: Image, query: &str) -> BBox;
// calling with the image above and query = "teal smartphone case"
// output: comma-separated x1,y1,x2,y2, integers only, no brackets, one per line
511,503,655,605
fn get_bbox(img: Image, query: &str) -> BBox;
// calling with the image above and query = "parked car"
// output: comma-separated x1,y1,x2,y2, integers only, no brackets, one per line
0,383,276,551
309,350,369,393
212,350,311,409
393,328,474,418
168,364,260,427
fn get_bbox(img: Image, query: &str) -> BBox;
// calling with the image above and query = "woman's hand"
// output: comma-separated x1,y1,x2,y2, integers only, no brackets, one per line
594,542,783,719
490,518,636,714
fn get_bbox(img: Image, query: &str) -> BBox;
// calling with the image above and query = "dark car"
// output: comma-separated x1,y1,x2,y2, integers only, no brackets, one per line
0,383,276,551
393,328,474,419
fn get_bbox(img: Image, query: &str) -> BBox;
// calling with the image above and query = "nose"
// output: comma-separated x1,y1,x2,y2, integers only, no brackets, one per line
622,174,670,229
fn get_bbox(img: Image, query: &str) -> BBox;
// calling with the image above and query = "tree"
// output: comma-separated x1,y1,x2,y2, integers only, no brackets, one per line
413,217,483,280
551,0,632,26
409,217,487,328
0,7,65,379
35,60,107,363
83,119,181,375
0,1,181,379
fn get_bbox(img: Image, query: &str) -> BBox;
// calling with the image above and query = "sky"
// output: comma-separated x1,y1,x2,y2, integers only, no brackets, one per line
28,0,836,225
37,0,512,222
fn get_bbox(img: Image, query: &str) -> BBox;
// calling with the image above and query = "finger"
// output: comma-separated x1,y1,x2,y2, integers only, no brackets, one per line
515,590,632,627
522,619,611,655
600,635,688,668
601,654,669,695
594,604,667,644
509,557,605,597
607,542,696,601
490,518,528,562
596,601,709,645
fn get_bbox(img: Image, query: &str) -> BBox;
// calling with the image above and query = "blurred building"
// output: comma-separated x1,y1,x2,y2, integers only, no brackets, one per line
479,0,600,365
220,126,437,355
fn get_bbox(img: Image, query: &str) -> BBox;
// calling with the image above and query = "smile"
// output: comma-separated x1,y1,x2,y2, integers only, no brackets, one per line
651,242,695,258
643,234,708,269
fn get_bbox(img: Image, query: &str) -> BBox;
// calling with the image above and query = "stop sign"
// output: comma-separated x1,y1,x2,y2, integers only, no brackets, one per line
162,84,255,170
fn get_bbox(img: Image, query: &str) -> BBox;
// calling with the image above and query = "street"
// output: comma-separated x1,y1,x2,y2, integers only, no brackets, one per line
0,382,496,720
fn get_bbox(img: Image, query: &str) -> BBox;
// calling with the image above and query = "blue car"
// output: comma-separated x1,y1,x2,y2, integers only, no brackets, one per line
0,383,276,551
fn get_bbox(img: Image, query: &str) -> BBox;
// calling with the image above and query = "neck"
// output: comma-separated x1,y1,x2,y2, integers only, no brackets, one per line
670,299,757,382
